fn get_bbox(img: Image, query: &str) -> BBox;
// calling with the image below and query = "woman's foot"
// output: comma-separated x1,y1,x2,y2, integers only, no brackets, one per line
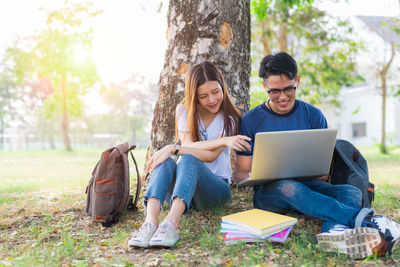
149,221,179,247
128,222,157,248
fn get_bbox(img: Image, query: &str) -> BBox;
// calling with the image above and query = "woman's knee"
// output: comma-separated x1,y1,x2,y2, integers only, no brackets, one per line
153,157,176,173
179,153,199,164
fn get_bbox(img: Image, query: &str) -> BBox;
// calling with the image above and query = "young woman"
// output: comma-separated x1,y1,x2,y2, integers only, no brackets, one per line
128,62,251,248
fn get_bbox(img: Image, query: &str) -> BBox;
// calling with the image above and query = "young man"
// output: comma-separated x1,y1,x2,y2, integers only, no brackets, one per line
236,52,400,258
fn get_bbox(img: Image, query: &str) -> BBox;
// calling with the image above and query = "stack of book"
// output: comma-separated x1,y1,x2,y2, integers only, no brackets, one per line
220,209,297,245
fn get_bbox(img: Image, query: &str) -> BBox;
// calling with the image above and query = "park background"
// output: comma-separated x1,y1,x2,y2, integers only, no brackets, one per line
1,0,399,266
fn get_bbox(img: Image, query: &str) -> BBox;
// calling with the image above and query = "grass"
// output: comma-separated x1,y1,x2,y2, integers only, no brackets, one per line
0,146,399,266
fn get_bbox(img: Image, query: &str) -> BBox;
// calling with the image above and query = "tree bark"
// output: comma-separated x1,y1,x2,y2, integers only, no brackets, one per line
149,0,251,153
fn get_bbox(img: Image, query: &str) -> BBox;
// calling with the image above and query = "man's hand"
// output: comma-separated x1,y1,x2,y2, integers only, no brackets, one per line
223,135,252,151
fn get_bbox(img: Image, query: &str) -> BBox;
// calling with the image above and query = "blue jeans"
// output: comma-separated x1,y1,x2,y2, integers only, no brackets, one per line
253,179,373,232
144,154,231,214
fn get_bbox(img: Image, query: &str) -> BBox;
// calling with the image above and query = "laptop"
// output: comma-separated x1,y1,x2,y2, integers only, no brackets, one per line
237,128,338,186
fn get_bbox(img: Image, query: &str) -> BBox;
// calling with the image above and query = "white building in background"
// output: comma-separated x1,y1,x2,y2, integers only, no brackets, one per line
318,15,400,147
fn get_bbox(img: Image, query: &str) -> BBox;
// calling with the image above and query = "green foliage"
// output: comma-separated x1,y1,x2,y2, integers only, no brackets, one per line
4,2,103,150
250,90,268,109
251,0,314,21
250,0,364,105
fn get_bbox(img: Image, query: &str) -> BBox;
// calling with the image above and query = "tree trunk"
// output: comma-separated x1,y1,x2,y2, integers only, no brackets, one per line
260,20,271,55
278,23,288,52
61,72,72,151
380,72,387,154
379,42,395,154
149,0,251,153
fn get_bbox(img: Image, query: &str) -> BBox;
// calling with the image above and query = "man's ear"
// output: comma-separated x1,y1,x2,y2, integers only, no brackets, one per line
297,75,301,86
262,80,266,88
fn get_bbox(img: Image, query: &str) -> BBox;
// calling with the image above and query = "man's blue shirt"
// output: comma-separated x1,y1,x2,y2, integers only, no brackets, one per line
238,99,328,156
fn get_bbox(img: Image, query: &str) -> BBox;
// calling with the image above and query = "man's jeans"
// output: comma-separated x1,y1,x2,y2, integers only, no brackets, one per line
144,154,231,214
253,179,373,232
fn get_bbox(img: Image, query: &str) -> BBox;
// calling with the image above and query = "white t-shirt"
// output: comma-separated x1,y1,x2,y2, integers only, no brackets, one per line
176,104,233,184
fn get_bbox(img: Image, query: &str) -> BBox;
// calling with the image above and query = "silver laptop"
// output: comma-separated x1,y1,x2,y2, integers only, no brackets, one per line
237,128,338,186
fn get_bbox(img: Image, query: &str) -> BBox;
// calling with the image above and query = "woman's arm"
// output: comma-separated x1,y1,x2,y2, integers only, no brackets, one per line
181,132,252,152
145,144,225,174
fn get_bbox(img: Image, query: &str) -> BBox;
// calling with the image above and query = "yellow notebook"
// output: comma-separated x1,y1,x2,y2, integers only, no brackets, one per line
221,209,297,236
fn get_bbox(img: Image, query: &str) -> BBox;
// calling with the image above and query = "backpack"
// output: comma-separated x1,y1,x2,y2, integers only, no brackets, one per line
85,142,141,227
329,139,375,208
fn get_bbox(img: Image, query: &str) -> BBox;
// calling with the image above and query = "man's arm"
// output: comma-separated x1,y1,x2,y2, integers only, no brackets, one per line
235,154,253,183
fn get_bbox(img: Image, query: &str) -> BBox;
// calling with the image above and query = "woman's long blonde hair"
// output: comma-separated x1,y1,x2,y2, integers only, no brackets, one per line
175,62,241,141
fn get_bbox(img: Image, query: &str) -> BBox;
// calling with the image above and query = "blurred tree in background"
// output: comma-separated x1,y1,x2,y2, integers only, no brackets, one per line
250,0,364,107
100,73,157,146
5,2,102,150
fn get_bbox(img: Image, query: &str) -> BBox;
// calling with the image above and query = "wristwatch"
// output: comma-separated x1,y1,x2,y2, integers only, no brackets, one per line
173,140,181,155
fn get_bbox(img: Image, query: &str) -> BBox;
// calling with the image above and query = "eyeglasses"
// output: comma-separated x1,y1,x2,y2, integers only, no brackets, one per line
266,86,296,98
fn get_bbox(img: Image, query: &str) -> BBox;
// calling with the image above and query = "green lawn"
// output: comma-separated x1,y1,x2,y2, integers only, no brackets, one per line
0,146,399,266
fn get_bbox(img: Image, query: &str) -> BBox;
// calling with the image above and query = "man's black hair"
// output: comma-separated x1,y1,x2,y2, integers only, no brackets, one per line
259,52,298,80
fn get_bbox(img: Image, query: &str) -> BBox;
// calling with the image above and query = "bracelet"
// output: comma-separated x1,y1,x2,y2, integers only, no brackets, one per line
173,140,181,155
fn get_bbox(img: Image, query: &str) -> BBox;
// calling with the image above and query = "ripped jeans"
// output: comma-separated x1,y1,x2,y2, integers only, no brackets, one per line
253,179,373,232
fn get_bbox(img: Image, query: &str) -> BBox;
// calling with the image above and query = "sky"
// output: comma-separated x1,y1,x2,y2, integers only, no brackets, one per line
0,0,398,85
0,0,168,84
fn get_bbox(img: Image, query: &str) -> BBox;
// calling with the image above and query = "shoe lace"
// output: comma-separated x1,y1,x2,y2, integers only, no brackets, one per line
134,223,153,238
156,224,171,236
155,222,176,238
371,217,395,240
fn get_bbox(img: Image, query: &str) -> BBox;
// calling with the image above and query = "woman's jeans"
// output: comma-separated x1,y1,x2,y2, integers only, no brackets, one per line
253,179,373,232
144,154,231,214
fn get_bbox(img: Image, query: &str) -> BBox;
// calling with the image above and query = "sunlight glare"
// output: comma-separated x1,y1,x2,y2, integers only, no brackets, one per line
73,45,90,64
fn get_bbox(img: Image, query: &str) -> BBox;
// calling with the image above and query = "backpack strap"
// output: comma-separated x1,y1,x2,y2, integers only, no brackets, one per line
328,149,336,184
127,149,141,211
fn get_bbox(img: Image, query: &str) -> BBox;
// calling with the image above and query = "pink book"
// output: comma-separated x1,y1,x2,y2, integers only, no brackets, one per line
224,225,293,245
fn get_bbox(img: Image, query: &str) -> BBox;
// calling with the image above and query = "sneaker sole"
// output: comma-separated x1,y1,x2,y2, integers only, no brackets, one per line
317,228,385,259
149,238,179,247
128,239,150,248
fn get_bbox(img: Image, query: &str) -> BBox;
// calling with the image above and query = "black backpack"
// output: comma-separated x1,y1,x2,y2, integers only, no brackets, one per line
86,142,141,227
329,139,374,208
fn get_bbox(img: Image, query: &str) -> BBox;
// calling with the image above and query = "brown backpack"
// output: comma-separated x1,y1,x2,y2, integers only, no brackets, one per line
85,142,141,227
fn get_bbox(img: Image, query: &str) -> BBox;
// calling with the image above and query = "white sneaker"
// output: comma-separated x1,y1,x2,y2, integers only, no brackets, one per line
149,221,179,247
363,215,400,255
316,226,385,259
128,222,157,248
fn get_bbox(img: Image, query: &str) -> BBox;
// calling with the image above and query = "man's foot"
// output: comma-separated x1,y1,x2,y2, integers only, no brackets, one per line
149,221,179,247
316,226,385,259
362,215,400,255
128,222,157,248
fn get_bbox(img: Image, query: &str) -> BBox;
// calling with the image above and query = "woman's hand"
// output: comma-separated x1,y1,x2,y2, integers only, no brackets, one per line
223,135,252,151
145,144,174,175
